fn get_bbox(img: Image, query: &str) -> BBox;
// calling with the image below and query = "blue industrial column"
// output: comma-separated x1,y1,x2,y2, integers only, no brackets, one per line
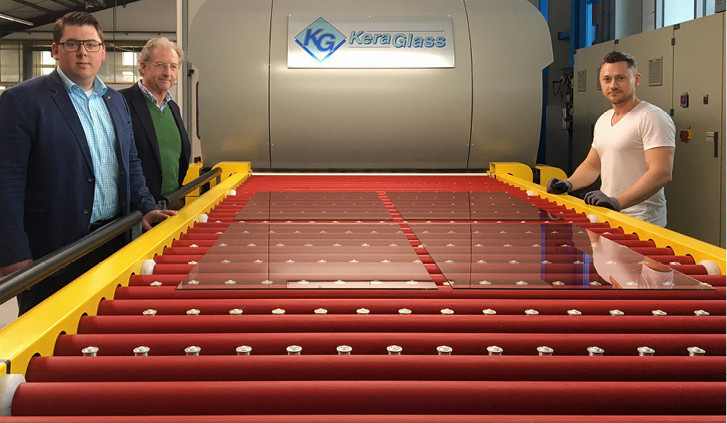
560,0,600,66
539,0,600,165
542,0,600,171
537,0,549,164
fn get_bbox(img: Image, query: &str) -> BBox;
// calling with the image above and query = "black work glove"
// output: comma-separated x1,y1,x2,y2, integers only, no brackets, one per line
584,190,620,211
546,178,573,194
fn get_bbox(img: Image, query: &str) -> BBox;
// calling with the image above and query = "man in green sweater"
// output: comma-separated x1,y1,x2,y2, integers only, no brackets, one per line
120,37,190,209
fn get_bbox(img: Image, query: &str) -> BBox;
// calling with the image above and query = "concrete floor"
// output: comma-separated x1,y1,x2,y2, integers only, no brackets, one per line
0,298,19,329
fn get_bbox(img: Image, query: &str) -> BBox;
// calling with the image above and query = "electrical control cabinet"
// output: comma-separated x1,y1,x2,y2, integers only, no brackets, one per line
666,13,725,247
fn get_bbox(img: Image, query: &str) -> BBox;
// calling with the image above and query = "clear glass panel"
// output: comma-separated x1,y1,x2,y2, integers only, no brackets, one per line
664,0,695,26
122,51,137,66
179,223,437,290
0,45,20,82
116,51,138,83
387,192,561,221
40,50,54,66
705,0,715,14
235,192,393,221
97,51,115,82
694,0,716,17
410,222,711,290
32,50,55,78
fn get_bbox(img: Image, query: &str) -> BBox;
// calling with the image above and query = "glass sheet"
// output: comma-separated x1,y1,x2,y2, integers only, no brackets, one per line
235,191,392,221
410,223,711,290
387,192,561,221
178,223,437,290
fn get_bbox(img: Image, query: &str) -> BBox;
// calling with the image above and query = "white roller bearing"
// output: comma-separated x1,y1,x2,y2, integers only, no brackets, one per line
227,190,237,196
587,214,599,223
525,190,536,196
0,374,25,416
698,260,720,276
140,259,156,275
199,214,209,223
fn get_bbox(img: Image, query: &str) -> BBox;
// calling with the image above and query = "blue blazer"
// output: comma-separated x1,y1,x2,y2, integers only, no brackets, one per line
119,83,191,202
0,70,158,267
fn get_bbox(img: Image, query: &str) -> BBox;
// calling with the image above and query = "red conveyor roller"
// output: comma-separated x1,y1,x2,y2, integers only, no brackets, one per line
11,174,726,422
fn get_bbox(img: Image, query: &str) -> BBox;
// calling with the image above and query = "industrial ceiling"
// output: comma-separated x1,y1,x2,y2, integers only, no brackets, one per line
0,0,139,39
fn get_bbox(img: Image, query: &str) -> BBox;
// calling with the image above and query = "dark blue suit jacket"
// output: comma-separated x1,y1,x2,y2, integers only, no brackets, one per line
119,83,191,202
0,70,158,267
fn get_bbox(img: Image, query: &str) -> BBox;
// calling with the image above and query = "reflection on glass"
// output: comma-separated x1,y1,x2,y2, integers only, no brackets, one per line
589,231,677,289
179,223,436,290
387,192,561,221
410,223,709,290
235,191,392,221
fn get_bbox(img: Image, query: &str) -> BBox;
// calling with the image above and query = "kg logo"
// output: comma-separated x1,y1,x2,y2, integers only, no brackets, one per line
295,17,346,62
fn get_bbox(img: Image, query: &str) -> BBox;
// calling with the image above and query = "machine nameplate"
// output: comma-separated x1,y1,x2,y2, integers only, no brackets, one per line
288,15,455,68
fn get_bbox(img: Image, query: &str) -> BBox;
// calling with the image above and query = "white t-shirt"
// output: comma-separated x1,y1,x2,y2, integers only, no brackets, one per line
592,101,675,227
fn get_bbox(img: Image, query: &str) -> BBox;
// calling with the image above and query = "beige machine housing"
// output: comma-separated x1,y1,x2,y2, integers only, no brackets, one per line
573,13,726,247
186,0,552,170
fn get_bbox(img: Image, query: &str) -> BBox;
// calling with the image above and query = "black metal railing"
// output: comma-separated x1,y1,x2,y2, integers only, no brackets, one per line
158,167,222,209
0,211,143,306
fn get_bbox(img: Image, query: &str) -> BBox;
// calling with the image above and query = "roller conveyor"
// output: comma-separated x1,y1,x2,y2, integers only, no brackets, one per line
1,166,725,422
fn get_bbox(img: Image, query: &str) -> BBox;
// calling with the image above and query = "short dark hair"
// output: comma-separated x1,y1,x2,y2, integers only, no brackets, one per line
53,11,104,43
602,51,637,73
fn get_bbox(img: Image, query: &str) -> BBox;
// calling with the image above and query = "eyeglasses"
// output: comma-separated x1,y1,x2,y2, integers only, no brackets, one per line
148,62,180,72
58,39,103,52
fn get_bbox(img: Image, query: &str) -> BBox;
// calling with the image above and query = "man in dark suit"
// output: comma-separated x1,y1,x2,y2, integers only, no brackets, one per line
120,37,190,208
0,12,177,314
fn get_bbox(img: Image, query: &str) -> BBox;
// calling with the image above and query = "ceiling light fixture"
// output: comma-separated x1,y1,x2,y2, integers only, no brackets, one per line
0,12,33,26
85,0,107,8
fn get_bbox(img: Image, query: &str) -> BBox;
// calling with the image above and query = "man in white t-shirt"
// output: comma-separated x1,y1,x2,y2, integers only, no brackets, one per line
547,51,676,227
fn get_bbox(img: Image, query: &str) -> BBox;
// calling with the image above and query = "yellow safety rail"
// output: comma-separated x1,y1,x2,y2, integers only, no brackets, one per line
490,166,726,274
535,164,567,184
0,162,251,376
488,162,533,181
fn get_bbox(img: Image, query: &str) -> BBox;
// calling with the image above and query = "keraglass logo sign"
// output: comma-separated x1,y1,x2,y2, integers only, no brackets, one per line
295,17,347,62
288,15,455,69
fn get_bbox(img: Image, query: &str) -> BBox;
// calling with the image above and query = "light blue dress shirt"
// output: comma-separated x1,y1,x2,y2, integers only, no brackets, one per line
57,68,120,222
